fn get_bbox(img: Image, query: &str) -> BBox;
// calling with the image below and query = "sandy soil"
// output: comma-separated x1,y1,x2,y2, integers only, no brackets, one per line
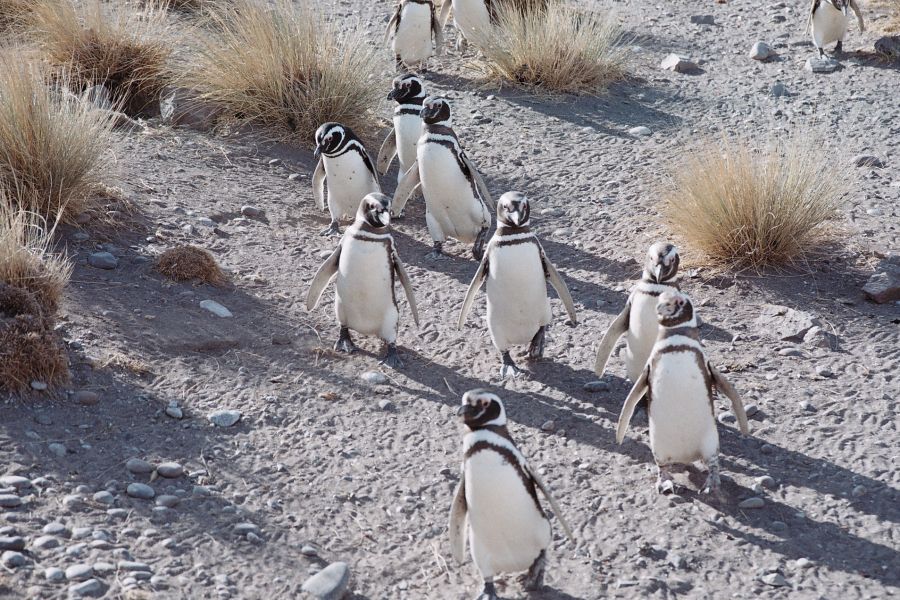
1,0,898,599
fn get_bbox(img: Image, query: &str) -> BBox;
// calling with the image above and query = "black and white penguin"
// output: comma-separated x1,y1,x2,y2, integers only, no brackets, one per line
807,0,865,57
449,389,574,600
377,74,427,186
306,193,419,368
313,123,382,236
385,0,444,71
458,192,577,379
616,291,749,494
594,242,680,383
392,96,494,260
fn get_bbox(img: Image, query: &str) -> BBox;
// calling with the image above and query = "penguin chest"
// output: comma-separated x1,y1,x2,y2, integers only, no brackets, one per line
334,239,396,336
324,153,380,219
625,292,660,382
393,114,422,180
485,242,551,348
812,3,849,46
647,352,718,465
453,0,492,43
394,3,433,64
464,451,551,574
418,142,485,240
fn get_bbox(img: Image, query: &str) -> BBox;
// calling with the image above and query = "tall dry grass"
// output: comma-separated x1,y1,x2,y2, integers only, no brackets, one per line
183,0,386,141
477,1,627,94
0,0,35,34
28,0,171,115
662,137,847,272
0,53,117,223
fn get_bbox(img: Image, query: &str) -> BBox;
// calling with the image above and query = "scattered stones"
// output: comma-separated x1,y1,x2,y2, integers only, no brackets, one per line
208,409,242,427
0,476,30,490
73,390,100,406
69,579,105,597
583,380,609,393
738,497,765,509
165,401,183,419
93,562,115,576
45,567,65,582
853,154,885,168
156,462,184,479
1,550,27,568
690,14,715,25
241,205,262,218
761,572,788,587
874,35,900,59
118,560,152,572
32,535,61,550
49,443,67,457
126,458,155,475
66,564,94,581
628,126,651,137
0,536,25,551
156,495,180,508
88,252,119,270
302,561,350,600
749,41,773,61
770,82,789,97
0,494,21,508
93,491,114,505
754,304,819,341
360,371,388,385
862,257,900,303
233,522,260,536
31,380,48,391
199,299,233,318
805,57,839,73
756,476,777,490
72,527,92,540
541,420,556,432
660,53,699,74
815,366,833,378
126,483,156,500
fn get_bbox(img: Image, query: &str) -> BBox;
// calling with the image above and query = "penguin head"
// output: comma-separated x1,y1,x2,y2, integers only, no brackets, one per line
421,97,452,125
387,74,425,104
644,242,679,283
314,122,345,159
457,389,507,429
656,291,696,328
359,192,392,229
497,191,531,228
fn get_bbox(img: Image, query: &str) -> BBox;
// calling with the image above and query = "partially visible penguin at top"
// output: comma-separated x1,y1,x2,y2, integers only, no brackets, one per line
439,0,548,51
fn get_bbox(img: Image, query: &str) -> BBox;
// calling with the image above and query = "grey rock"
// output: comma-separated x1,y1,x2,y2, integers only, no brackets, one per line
208,409,242,427
815,366,833,378
49,442,67,457
376,399,394,412
199,299,233,318
805,57,839,73
72,527,92,539
92,491,114,505
32,535,61,550
756,476,777,489
541,420,556,432
749,41,773,61
31,379,48,390
628,126,652,137
118,560,152,572
126,458,154,474
754,304,819,341
803,325,837,349
771,521,788,532
66,563,94,581
165,403,183,419
240,205,262,218
45,567,65,582
660,53,699,73
155,494,180,508
0,494,21,508
73,390,100,406
853,154,885,168
583,380,609,393
69,579,105,597
156,462,184,478
795,557,814,569
799,400,816,412
874,35,900,58
88,252,118,270
852,484,866,497
0,476,30,490
770,82,789,97
690,14,715,25
1,550,26,567
360,371,388,385
862,259,900,303
302,561,350,600
126,483,155,500
739,497,765,509
107,508,129,520
301,545,319,557
233,522,260,536
717,411,736,424
93,562,115,575
0,536,25,551
761,572,788,587
744,404,759,417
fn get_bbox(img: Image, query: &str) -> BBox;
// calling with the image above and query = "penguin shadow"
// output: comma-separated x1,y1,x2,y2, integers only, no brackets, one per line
391,228,482,285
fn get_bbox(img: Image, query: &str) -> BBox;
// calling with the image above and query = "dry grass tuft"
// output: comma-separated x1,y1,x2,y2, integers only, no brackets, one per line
477,1,628,94
0,53,117,223
29,0,172,115
157,245,227,285
873,0,900,33
662,137,847,272
183,0,386,142
0,0,36,34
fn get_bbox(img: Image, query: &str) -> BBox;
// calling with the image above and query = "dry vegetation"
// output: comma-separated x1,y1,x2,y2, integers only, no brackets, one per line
477,0,627,94
0,0,35,34
157,245,227,285
183,0,386,141
662,137,847,272
28,0,171,115
0,54,117,223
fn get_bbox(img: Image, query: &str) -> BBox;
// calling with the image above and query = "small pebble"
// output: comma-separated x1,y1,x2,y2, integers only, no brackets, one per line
88,252,118,270
583,381,609,393
45,567,65,582
31,380,48,391
240,205,261,217
851,485,866,497
68,578,105,597
756,476,777,489
738,497,765,509
795,557,814,569
233,522,260,536
65,563,94,581
73,390,100,406
93,491,114,505
0,536,25,551
761,572,788,587
361,371,388,385
815,366,833,378
541,420,556,432
744,404,759,417
0,494,21,508
628,126,651,137
32,535,61,550
118,560,152,572
156,495,180,508
1,550,26,568
199,299,233,318
126,483,155,500
301,562,350,600
208,409,242,427
126,458,154,474
156,462,184,478
49,443,67,457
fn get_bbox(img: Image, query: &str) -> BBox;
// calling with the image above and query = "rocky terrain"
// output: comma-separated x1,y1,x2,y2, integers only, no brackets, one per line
1,0,898,599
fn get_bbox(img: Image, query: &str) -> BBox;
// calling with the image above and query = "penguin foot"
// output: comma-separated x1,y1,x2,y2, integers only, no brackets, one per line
472,227,489,261
320,222,341,237
334,327,357,354
817,46,825,58
834,40,843,56
701,454,721,495
526,326,546,360
500,352,523,379
456,36,468,53
426,242,448,261
379,343,404,369
520,550,546,591
474,581,498,600
656,466,675,495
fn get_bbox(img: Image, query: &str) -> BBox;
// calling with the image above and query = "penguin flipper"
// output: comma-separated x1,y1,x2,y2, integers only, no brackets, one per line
448,479,468,563
616,366,649,444
806,0,819,35
376,129,397,175
849,0,864,31
306,245,341,311
438,0,452,28
538,244,577,325
457,251,489,329
392,161,420,217
392,250,420,327
527,466,575,541
385,6,400,44
594,302,630,376
708,364,749,435
432,7,445,55
463,154,494,211
313,158,326,211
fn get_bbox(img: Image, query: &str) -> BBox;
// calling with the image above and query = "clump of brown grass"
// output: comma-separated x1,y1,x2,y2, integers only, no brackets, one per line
183,0,386,141
872,0,900,33
0,54,117,223
157,245,227,285
0,0,35,34
477,1,628,94
662,137,847,272
28,0,171,115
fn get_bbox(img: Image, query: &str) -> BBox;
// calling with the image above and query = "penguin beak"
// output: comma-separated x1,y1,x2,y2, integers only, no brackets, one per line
654,264,663,281
313,146,322,161
457,404,477,419
507,210,521,226
387,88,400,101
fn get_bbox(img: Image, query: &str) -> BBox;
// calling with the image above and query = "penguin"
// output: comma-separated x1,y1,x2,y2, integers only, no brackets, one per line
806,0,865,57
439,0,548,51
616,291,749,495
377,74,427,187
392,96,494,260
385,0,444,71
594,242,681,383
458,192,577,379
449,389,574,600
306,193,419,368
313,123,382,236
